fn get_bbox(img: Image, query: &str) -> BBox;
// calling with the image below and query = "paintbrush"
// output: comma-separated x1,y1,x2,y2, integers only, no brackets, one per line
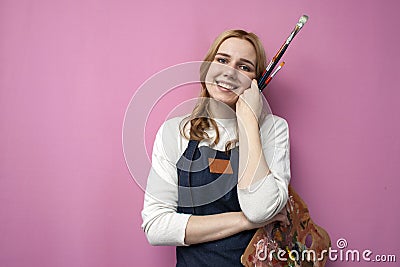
259,15,309,91
263,61,285,87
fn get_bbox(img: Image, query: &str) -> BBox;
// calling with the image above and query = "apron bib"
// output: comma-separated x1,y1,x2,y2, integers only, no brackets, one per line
176,140,256,267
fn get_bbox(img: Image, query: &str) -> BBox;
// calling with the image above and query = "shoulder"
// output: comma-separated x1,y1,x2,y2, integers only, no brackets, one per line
154,115,191,140
153,115,190,163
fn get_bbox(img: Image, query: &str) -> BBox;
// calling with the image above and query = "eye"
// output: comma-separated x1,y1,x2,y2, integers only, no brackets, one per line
239,65,251,72
215,57,228,64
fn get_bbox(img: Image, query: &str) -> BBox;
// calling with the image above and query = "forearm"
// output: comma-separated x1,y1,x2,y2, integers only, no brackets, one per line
237,116,270,189
184,212,248,245
236,115,291,223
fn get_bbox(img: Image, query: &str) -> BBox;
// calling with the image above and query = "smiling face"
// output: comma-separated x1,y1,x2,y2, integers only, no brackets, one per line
205,37,257,108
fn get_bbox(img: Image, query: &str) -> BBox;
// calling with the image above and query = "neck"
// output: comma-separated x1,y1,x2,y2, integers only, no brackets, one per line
207,99,237,119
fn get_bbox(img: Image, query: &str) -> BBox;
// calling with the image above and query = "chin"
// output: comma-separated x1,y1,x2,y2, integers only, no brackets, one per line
213,96,237,108
207,84,241,107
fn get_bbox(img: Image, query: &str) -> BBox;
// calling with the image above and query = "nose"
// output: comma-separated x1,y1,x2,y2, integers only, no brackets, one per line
222,64,238,80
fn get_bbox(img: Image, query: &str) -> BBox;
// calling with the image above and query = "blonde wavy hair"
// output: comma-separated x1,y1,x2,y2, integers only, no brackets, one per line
181,29,267,150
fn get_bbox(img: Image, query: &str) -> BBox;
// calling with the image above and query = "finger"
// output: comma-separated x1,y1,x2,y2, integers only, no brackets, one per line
281,208,287,216
251,79,259,91
274,207,287,217
275,212,290,226
277,209,290,226
273,214,287,223
244,79,257,91
279,216,290,227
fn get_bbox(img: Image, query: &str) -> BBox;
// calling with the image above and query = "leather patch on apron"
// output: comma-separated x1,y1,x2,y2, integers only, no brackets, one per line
208,158,233,174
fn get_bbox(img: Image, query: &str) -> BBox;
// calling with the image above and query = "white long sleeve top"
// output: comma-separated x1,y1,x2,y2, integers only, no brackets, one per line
141,114,291,246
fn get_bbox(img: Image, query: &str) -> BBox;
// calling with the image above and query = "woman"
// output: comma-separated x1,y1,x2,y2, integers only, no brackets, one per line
141,29,291,266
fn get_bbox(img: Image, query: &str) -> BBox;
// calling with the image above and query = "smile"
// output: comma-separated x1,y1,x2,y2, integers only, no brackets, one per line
216,81,238,91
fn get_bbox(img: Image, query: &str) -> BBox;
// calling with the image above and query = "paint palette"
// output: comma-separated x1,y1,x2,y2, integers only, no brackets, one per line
241,185,331,267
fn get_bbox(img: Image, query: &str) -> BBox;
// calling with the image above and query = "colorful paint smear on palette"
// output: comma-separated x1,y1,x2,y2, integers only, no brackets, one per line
241,185,331,267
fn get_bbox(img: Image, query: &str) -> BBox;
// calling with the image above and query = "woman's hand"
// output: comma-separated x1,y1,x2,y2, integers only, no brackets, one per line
236,79,263,123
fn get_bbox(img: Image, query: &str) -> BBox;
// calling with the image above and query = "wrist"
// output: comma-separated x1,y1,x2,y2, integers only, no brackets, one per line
237,119,260,141
237,113,259,131
238,212,251,231
236,108,259,124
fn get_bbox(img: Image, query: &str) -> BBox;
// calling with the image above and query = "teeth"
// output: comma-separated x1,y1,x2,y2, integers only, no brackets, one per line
216,81,235,90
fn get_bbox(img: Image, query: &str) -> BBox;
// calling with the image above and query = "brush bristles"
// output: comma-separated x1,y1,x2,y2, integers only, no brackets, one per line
298,15,309,27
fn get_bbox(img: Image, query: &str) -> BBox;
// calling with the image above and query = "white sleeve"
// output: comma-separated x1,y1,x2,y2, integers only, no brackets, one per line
141,120,191,246
237,115,291,223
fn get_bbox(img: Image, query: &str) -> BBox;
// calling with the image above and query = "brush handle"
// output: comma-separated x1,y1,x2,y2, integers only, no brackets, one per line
258,44,288,91
258,16,308,91
258,23,305,91
263,76,273,88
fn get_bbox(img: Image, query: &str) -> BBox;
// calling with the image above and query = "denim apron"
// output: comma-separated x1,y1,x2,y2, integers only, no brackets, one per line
176,140,256,267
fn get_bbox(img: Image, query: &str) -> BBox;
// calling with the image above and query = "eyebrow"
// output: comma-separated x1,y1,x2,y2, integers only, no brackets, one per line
215,52,255,68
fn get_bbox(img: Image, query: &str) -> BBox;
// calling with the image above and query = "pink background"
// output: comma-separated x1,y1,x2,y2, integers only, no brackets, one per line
1,0,399,266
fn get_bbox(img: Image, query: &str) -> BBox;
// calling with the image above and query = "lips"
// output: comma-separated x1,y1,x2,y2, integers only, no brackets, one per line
215,80,238,91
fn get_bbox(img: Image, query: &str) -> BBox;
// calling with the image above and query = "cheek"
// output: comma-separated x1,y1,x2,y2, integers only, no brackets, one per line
205,63,221,82
234,88,247,96
238,74,253,89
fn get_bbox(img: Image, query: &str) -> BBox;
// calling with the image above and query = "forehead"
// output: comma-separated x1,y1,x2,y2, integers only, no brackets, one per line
217,37,256,63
